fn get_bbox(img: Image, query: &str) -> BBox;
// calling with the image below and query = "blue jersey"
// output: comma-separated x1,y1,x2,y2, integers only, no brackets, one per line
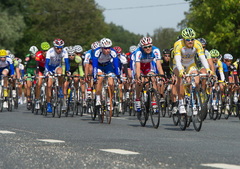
84,49,93,65
135,46,161,63
92,47,120,80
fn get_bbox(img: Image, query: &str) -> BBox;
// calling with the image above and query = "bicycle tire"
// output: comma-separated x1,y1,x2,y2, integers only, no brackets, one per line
172,113,179,126
166,91,172,118
0,87,4,112
186,115,191,127
8,85,13,112
56,86,62,118
199,88,207,121
179,113,187,130
149,88,161,129
113,87,120,117
14,87,19,109
66,86,76,117
192,88,203,132
105,86,112,124
223,93,231,119
77,87,83,116
51,86,58,117
137,91,149,127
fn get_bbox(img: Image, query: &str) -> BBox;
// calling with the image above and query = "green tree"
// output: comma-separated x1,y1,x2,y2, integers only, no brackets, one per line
108,23,142,53
182,0,240,58
0,1,26,53
152,27,180,52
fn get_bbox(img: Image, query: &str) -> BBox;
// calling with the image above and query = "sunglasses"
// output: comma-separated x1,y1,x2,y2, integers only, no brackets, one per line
185,39,194,42
55,47,62,50
202,46,206,49
212,56,218,58
143,45,152,49
225,59,232,62
0,56,6,58
103,47,111,50
164,54,170,57
69,54,75,56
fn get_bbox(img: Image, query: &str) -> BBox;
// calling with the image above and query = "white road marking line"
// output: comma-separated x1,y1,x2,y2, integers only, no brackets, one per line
37,139,65,143
100,149,139,155
0,130,16,134
201,163,240,169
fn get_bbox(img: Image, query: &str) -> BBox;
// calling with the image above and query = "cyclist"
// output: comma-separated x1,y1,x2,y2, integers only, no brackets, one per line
35,42,50,110
135,37,164,112
196,38,215,89
9,54,20,100
92,38,121,106
84,41,100,101
173,28,211,114
16,58,25,104
62,46,84,106
113,46,128,113
45,39,69,113
0,50,14,108
24,46,38,110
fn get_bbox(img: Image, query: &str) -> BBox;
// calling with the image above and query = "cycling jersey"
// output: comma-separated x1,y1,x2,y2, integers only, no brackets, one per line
0,56,14,75
173,39,209,73
92,47,119,80
83,49,93,65
45,47,69,74
135,46,161,75
36,51,46,68
62,55,84,77
161,59,171,79
196,49,211,70
214,60,227,81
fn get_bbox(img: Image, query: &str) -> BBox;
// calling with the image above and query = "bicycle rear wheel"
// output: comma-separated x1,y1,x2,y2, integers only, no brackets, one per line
51,86,58,117
14,87,19,109
223,93,231,119
149,88,161,129
77,86,83,116
105,86,112,124
179,113,187,130
192,89,203,132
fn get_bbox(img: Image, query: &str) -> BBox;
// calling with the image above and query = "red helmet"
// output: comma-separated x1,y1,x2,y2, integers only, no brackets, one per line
53,39,64,47
139,37,152,46
113,46,122,54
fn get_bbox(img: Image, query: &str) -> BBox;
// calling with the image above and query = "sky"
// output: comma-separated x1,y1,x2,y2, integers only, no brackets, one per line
95,0,190,36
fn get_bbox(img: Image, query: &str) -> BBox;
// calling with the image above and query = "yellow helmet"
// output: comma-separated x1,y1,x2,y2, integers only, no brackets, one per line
0,49,7,57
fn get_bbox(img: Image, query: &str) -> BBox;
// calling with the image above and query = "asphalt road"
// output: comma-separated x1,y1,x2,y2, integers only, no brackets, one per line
1,104,240,169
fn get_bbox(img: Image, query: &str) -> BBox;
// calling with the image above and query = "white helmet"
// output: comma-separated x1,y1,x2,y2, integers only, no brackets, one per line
139,37,153,47
129,45,137,53
91,41,100,50
224,53,233,60
9,54,15,60
6,50,11,56
100,38,112,48
18,58,22,63
74,45,83,53
29,46,38,55
63,46,69,52
67,46,75,56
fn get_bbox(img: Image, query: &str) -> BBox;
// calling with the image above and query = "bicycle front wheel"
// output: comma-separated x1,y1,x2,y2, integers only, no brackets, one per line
66,86,77,117
0,87,4,112
192,89,203,132
105,86,112,124
149,88,161,129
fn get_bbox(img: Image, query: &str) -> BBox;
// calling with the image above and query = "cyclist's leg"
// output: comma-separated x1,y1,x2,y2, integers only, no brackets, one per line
200,67,207,90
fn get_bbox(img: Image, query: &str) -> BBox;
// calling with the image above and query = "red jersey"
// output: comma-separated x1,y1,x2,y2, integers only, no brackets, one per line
35,51,46,68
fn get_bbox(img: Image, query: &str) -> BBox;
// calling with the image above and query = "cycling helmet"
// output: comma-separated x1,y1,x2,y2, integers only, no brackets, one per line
74,45,83,53
139,37,152,46
224,53,233,60
129,45,137,53
100,38,112,48
163,49,170,54
29,46,38,56
6,50,11,56
91,41,100,50
63,46,69,52
0,49,7,57
9,54,15,60
113,46,122,54
67,46,75,56
53,38,64,48
16,58,22,63
41,42,50,51
181,27,196,39
210,49,220,58
197,38,207,45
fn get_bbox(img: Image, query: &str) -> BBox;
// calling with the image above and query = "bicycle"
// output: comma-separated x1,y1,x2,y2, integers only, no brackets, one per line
65,76,77,117
95,73,114,124
137,74,163,129
181,73,203,131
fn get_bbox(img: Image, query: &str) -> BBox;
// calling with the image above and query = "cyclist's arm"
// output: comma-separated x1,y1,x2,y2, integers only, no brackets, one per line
156,60,164,75
62,58,66,75
113,57,120,76
77,57,84,77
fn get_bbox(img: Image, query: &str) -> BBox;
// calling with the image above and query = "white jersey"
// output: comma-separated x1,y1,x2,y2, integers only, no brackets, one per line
94,48,117,64
0,56,13,68
46,47,68,67
19,63,24,71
